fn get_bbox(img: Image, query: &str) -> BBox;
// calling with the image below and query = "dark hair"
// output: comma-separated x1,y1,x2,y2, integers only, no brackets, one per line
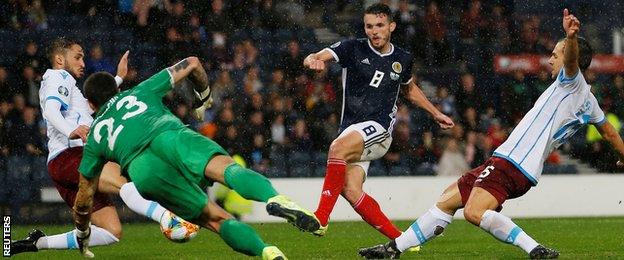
559,37,593,71
47,37,80,63
364,3,393,22
84,72,118,110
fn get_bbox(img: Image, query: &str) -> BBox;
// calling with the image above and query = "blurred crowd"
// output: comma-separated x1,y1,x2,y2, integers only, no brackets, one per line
1,0,624,212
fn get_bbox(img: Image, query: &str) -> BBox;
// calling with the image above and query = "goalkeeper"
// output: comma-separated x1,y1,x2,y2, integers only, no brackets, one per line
72,57,321,259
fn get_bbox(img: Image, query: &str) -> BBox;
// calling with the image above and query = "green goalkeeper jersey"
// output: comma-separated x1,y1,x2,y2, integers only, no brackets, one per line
79,69,186,179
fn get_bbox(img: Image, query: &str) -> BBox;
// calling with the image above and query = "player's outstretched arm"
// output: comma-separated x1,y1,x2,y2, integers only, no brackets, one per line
404,80,454,129
73,174,99,258
596,122,624,166
166,57,212,119
166,57,207,89
114,50,130,87
166,57,211,100
303,49,335,72
562,8,580,78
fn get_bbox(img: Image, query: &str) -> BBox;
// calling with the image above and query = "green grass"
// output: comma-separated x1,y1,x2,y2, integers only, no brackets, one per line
9,217,624,259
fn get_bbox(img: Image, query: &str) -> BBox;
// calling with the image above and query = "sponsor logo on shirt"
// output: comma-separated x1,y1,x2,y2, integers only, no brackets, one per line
58,86,69,96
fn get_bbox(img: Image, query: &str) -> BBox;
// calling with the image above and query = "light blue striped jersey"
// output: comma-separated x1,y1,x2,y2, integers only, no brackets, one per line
493,68,605,185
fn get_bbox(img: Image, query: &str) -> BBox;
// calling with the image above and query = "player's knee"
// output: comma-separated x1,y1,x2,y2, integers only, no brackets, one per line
463,204,484,226
106,225,123,240
435,201,457,216
328,141,347,159
328,141,359,161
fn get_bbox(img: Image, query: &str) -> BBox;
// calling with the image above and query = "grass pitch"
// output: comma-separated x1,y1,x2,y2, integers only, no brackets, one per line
9,217,624,259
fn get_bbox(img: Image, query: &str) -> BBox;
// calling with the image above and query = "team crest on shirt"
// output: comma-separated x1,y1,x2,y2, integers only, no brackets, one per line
392,62,402,73
58,86,69,96
330,41,341,48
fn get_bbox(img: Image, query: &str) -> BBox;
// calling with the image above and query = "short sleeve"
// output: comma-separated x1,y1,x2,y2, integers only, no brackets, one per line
41,74,71,111
588,93,606,126
78,140,106,179
324,39,356,67
557,67,582,86
134,69,174,97
401,54,414,85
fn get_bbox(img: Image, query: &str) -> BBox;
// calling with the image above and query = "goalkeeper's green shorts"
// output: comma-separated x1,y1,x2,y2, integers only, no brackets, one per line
128,128,228,220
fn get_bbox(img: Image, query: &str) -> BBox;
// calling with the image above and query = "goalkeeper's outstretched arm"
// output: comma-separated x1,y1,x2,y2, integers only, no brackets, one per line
166,57,212,119
166,57,210,98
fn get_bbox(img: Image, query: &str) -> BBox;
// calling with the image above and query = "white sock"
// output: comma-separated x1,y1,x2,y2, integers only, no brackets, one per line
119,182,167,222
35,225,119,249
479,210,539,253
395,205,453,252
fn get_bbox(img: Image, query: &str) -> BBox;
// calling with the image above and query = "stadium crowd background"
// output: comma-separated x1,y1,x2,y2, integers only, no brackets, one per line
1,0,624,219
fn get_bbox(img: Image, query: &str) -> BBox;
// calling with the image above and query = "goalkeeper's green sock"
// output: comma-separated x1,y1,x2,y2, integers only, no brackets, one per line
224,163,278,202
219,219,267,256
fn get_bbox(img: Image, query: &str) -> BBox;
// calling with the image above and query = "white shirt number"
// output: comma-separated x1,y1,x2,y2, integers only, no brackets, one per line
369,70,385,88
478,166,495,179
93,95,147,150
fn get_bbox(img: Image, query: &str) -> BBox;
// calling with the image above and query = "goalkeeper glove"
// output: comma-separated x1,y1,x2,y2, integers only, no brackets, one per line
192,87,213,121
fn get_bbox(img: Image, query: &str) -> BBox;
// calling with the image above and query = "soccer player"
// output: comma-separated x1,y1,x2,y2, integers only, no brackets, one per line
303,3,454,238
72,56,320,259
358,9,624,259
10,38,180,255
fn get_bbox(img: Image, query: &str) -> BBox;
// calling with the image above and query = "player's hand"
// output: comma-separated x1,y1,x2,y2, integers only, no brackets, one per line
563,9,580,38
617,160,624,167
70,125,90,143
434,113,454,130
76,227,94,258
304,56,326,72
116,50,130,79
191,87,212,121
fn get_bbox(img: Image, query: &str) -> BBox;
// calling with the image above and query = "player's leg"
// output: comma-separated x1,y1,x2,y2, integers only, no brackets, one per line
12,195,121,253
11,149,123,254
464,188,557,258
359,170,472,259
392,182,461,252
205,154,320,232
315,129,365,227
192,200,286,259
205,155,278,202
464,188,538,252
194,200,233,233
129,150,285,260
342,164,401,239
463,158,558,258
98,162,169,223
155,128,317,232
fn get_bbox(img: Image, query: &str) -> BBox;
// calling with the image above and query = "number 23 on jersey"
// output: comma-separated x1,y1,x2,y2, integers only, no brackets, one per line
93,95,147,150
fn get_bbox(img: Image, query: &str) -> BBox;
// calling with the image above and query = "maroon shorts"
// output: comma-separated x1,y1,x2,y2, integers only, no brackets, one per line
457,156,532,209
47,147,113,211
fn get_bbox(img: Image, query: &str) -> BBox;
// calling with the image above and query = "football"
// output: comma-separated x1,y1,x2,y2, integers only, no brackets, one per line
159,211,200,243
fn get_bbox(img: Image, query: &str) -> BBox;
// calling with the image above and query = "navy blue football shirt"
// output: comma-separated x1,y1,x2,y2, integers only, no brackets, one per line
326,38,414,133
